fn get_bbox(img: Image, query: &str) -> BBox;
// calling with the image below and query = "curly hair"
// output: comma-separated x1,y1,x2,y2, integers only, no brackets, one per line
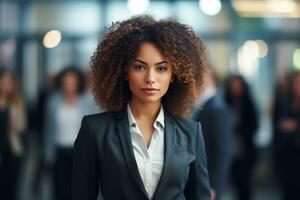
90,15,207,117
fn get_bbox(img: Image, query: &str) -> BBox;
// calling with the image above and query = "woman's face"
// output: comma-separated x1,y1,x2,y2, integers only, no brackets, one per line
62,72,78,96
128,42,173,105
230,77,244,98
0,72,14,96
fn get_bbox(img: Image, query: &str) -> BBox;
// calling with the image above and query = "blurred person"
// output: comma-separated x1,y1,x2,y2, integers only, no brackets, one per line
72,15,212,200
0,67,27,200
271,73,291,176
43,66,86,200
224,75,258,200
191,68,232,200
272,72,300,200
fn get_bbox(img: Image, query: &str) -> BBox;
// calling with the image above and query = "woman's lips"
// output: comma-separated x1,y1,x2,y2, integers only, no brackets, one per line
141,88,159,95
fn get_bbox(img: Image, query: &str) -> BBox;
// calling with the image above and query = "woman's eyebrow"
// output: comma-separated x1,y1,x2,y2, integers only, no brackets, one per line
155,61,168,65
134,59,168,66
134,59,147,65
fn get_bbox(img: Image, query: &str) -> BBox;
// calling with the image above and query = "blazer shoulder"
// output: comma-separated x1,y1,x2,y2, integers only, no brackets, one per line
174,116,200,128
172,116,204,149
82,111,116,127
173,116,202,138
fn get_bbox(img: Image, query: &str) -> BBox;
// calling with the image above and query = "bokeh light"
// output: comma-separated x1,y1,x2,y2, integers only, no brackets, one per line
43,30,62,48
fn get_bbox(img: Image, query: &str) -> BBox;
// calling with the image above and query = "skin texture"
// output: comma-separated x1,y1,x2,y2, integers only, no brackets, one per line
128,42,173,107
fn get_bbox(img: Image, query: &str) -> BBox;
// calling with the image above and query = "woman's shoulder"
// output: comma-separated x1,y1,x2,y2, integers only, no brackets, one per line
173,115,200,129
79,111,124,140
172,115,201,138
82,111,116,124
171,116,203,147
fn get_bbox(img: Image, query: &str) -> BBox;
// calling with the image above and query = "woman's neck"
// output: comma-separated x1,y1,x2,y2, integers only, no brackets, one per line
63,93,77,105
129,99,161,122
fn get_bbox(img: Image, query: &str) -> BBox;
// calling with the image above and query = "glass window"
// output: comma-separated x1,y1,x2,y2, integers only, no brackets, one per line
174,1,230,33
26,2,102,34
23,40,39,102
145,2,173,20
106,1,132,25
0,1,19,33
206,40,231,79
46,41,72,75
75,37,99,70
106,1,172,25
276,40,300,74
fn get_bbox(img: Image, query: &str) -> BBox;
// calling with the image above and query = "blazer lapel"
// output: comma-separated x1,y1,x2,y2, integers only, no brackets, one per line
115,109,149,198
153,112,175,200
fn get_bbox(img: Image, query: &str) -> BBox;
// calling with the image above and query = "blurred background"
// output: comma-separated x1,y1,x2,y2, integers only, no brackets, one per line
0,0,300,200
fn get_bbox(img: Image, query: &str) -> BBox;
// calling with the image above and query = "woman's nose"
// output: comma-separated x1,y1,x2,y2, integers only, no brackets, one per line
145,69,155,84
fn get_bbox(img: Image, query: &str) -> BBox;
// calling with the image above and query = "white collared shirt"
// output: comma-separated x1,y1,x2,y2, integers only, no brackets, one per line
127,104,165,199
56,102,82,147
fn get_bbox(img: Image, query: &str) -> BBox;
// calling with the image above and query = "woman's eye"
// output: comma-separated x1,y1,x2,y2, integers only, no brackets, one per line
157,66,168,72
134,65,145,71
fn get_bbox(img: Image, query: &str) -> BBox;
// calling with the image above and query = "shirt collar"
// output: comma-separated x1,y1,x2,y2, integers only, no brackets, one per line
127,103,165,129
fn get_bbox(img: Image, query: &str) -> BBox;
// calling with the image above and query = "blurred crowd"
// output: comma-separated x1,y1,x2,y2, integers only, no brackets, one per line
0,65,300,200
0,66,102,200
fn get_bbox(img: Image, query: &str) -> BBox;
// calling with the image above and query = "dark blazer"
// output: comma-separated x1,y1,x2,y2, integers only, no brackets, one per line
72,109,211,200
191,95,232,198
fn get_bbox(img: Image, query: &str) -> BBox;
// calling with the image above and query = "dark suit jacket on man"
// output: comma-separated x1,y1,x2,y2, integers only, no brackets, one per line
72,109,211,200
191,95,232,198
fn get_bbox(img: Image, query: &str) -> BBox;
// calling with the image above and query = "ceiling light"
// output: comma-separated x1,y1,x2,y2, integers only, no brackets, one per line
199,0,222,16
43,30,62,48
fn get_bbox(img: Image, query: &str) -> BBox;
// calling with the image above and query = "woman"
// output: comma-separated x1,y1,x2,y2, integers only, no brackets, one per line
273,72,300,199
72,15,211,200
0,68,27,200
44,67,85,200
224,75,258,200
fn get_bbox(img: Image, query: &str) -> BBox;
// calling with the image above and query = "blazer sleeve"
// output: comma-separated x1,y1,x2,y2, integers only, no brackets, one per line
72,116,102,200
184,123,211,200
209,108,231,193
